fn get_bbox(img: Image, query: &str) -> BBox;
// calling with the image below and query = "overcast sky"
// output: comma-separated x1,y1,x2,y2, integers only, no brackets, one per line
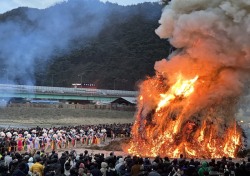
0,0,158,14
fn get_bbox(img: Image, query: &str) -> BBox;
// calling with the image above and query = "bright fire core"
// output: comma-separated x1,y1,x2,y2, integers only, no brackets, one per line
127,74,242,158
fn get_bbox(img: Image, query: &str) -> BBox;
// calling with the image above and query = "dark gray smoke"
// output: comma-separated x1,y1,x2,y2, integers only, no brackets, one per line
0,0,111,85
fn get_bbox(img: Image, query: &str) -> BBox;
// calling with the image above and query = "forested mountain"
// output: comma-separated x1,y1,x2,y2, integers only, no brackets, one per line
0,0,170,90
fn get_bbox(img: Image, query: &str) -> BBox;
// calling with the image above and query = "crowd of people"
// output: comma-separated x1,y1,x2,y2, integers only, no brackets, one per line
0,148,250,176
0,123,132,154
0,123,250,176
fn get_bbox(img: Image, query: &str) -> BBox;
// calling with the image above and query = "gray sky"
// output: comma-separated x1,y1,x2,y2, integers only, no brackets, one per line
0,0,158,14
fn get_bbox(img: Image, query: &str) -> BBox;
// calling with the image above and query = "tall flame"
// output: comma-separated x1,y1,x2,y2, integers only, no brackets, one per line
127,74,242,158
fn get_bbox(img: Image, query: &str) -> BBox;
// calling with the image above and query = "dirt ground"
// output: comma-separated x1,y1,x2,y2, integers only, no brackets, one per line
0,106,133,156
1,107,248,160
0,106,135,128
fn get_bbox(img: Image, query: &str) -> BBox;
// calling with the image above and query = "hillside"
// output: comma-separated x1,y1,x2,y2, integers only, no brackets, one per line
0,0,170,90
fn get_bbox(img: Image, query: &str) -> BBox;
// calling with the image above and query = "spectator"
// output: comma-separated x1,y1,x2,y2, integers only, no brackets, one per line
245,157,250,175
90,162,102,176
115,157,124,175
234,162,246,176
4,152,12,169
208,167,219,176
12,162,28,176
78,163,86,176
131,158,141,176
64,158,73,176
9,157,19,175
27,157,34,175
100,162,108,176
148,163,161,176
198,162,209,176
30,158,44,176
59,152,68,174
107,163,117,176
34,151,41,162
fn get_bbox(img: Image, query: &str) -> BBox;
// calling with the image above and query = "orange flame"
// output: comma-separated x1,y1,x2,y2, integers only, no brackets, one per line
156,75,198,112
127,74,242,158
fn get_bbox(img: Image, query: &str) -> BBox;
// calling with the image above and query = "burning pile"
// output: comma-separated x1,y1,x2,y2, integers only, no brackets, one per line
127,0,250,158
128,73,242,158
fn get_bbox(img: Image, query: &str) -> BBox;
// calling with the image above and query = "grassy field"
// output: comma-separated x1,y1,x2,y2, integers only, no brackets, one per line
0,107,135,128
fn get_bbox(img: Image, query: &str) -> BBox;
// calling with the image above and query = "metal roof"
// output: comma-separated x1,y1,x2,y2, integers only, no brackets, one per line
120,97,137,104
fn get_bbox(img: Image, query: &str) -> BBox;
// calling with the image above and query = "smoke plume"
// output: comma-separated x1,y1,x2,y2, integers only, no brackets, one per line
155,0,250,126
128,0,250,158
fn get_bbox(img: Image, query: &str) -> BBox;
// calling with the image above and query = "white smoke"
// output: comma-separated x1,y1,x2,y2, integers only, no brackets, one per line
153,0,250,146
0,0,111,85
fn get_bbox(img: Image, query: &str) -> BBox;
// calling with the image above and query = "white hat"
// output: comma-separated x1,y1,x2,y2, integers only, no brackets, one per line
0,132,5,137
28,157,33,162
6,132,12,138
118,158,124,163
101,162,108,168
43,133,47,137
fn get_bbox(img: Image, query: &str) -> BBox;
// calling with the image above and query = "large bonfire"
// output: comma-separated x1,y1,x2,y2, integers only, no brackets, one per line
127,0,250,158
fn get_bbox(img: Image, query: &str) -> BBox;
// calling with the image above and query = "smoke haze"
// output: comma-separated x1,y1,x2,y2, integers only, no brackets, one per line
0,0,111,85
